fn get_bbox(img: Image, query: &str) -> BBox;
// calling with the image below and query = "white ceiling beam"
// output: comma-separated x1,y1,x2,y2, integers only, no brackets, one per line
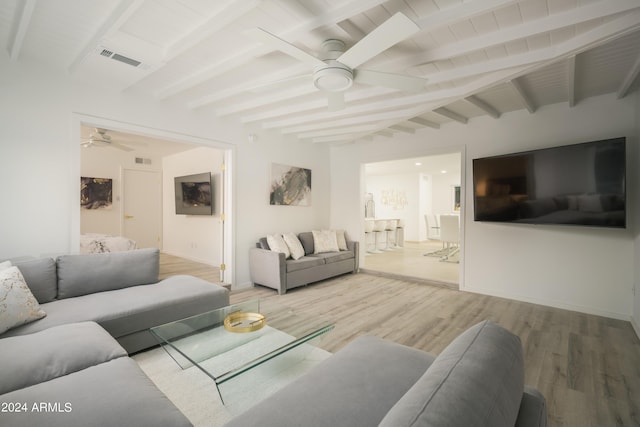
410,0,640,66
154,0,388,99
415,0,521,32
408,117,440,129
68,0,144,74
298,124,380,139
280,106,424,134
617,53,640,99
188,64,310,109
390,125,415,134
509,79,535,113
567,55,577,107
165,0,261,61
9,0,36,62
464,95,500,119
433,108,468,124
375,130,393,138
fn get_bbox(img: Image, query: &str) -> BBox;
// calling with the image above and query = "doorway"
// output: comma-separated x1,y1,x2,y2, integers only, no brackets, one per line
362,152,462,287
74,114,234,286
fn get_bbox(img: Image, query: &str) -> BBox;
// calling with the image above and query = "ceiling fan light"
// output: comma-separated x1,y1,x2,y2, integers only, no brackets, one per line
314,67,353,92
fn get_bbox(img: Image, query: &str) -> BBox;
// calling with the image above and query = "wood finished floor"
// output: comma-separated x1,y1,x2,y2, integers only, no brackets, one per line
229,273,640,427
159,252,221,284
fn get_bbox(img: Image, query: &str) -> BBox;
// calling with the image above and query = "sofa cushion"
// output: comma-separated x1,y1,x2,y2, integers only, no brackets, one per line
312,230,340,253
379,320,524,427
14,257,57,303
266,234,290,258
286,256,325,273
1,275,229,340
56,248,160,299
224,335,435,427
310,250,354,264
0,321,126,395
298,231,315,255
0,266,47,334
283,232,305,260
0,357,192,427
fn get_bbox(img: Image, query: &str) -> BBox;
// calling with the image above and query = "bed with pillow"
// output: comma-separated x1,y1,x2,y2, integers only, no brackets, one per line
249,230,359,294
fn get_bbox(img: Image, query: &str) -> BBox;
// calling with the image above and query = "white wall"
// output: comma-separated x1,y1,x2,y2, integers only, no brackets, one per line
330,93,637,320
162,147,223,265
80,141,164,237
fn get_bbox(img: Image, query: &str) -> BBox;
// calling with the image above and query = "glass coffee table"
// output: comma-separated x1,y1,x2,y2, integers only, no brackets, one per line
150,299,334,410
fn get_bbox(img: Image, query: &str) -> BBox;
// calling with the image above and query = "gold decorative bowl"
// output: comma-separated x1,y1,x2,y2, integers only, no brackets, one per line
224,312,266,333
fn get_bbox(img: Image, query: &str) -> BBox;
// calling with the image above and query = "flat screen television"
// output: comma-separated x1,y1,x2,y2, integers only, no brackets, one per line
174,172,213,215
472,137,626,228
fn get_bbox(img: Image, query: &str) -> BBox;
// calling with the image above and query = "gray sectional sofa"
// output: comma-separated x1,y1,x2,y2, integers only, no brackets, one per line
249,231,359,294
0,248,230,427
225,320,547,427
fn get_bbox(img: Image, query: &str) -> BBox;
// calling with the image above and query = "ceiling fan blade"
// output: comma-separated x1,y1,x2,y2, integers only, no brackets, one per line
247,74,312,93
327,92,345,111
337,12,420,69
250,28,326,68
110,142,134,152
354,69,426,92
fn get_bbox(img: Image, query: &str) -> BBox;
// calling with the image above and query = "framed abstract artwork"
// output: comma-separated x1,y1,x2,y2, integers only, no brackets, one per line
270,163,311,206
80,177,113,210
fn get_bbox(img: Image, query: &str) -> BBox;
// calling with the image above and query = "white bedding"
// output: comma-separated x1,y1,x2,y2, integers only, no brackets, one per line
80,234,137,254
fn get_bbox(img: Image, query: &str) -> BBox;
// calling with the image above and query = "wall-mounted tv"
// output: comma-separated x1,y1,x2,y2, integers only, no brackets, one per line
174,172,213,215
472,137,626,228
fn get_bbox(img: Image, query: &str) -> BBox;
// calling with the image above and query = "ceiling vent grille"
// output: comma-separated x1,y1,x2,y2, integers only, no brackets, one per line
96,47,143,68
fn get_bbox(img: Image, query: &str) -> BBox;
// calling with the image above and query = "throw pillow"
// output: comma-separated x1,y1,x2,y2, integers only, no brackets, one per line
312,230,339,254
335,230,348,251
0,266,47,334
283,233,305,260
266,234,290,259
0,260,11,271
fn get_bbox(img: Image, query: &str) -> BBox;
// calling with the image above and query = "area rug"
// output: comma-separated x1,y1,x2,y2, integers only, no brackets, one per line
132,340,331,426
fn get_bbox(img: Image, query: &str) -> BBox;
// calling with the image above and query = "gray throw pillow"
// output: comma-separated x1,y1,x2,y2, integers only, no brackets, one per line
379,320,525,427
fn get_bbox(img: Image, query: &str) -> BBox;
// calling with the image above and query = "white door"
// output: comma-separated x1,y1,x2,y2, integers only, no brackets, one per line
122,169,161,249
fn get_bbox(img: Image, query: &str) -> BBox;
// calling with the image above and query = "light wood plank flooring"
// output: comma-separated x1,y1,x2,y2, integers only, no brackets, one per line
230,273,640,427
159,252,221,284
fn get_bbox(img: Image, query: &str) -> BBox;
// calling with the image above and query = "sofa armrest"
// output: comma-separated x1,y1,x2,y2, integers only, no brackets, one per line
347,240,359,272
515,386,548,427
249,248,286,294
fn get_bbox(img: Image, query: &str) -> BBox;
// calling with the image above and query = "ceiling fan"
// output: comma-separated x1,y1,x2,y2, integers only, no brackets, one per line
251,12,426,111
81,128,144,152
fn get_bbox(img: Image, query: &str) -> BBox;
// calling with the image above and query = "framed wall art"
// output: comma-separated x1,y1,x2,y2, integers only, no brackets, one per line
270,163,311,206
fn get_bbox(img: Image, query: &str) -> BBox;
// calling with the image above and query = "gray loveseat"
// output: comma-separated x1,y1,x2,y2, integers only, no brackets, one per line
225,320,547,427
249,231,359,295
0,248,230,426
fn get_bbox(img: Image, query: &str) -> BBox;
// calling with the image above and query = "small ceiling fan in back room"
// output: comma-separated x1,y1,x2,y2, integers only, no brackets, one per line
250,12,427,111
80,128,145,152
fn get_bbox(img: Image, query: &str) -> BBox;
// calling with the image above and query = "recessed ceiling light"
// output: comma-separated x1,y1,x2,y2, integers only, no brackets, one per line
415,162,422,166
441,170,447,174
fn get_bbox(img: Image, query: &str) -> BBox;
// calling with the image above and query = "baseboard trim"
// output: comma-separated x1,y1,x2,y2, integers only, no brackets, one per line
464,285,630,322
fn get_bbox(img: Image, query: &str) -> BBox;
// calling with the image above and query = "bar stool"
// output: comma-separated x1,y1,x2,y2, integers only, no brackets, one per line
384,219,398,250
394,219,404,248
372,220,387,253
364,219,375,254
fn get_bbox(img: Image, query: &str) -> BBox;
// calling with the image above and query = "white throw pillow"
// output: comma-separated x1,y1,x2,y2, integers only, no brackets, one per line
335,230,348,251
283,232,305,260
0,266,47,334
266,234,290,259
312,230,339,254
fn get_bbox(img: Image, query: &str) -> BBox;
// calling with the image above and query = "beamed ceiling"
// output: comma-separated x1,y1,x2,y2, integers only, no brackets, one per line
2,0,640,145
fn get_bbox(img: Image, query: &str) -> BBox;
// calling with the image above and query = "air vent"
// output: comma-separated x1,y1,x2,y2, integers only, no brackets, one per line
96,46,143,68
135,157,152,165
111,53,141,67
